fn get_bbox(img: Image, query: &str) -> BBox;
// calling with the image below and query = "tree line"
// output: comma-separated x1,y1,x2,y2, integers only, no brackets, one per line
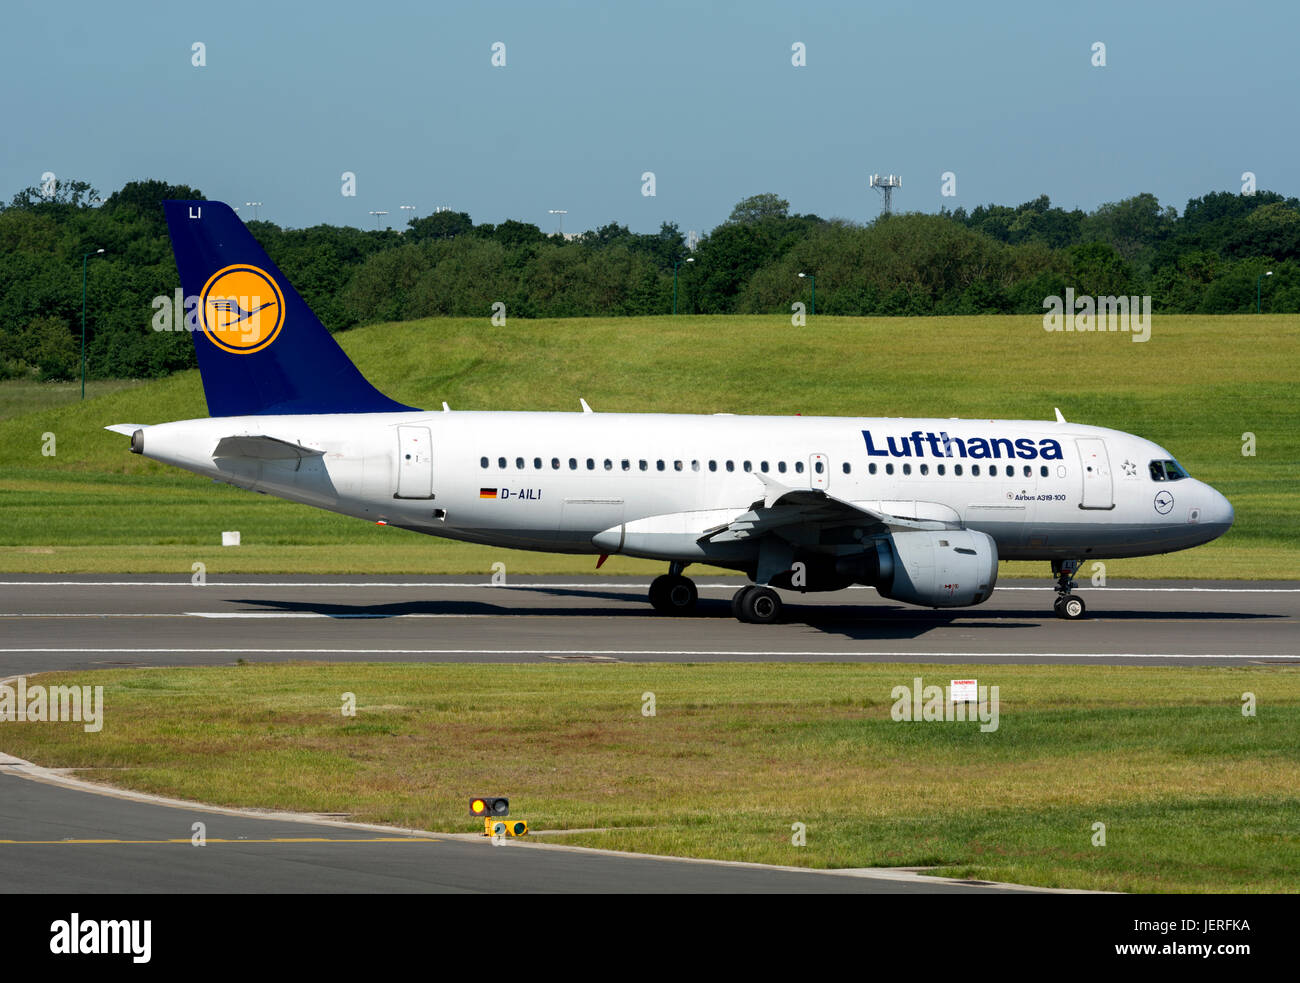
1,180,1295,381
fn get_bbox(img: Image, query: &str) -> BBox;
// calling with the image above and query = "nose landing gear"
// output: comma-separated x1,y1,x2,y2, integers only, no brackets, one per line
1051,559,1086,619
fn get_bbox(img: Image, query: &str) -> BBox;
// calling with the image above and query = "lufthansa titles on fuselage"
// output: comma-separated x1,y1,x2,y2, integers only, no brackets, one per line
862,430,1064,461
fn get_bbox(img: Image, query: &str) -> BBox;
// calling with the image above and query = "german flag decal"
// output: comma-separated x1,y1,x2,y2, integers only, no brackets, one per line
479,488,498,499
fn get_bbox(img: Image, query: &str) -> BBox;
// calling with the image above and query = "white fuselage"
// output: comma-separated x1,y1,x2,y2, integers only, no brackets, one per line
135,410,1234,571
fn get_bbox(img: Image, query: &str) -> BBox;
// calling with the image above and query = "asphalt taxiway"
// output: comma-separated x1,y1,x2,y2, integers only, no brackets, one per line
0,575,1294,676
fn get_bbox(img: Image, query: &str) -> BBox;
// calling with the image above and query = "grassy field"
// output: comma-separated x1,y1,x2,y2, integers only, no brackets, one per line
0,314,1295,577
5,661,1298,893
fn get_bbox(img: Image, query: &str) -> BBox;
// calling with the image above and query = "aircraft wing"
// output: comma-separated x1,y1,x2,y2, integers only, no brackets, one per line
700,473,953,544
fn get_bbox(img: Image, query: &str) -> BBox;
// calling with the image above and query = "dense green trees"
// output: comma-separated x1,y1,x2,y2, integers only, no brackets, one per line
0,178,1295,381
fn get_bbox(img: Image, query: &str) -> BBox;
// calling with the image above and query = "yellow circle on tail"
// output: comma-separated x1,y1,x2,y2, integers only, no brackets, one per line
198,264,285,354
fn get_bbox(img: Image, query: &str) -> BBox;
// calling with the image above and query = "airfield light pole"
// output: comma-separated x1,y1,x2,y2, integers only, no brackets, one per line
81,248,105,399
1257,270,1273,313
244,201,262,221
400,204,416,229
548,209,567,237
798,272,815,316
369,210,388,230
673,257,694,315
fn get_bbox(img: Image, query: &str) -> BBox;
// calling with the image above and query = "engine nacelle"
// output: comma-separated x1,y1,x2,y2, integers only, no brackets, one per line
843,529,998,608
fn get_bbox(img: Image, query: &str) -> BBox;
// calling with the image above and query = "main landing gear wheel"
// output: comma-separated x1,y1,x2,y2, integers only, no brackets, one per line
648,574,697,615
735,585,782,624
1054,595,1086,620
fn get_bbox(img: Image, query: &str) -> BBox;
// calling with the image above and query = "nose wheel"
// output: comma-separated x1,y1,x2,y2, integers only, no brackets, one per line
1051,559,1086,619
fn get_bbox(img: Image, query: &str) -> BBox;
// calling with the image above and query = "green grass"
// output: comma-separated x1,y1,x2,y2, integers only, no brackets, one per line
0,314,1295,576
6,661,1298,892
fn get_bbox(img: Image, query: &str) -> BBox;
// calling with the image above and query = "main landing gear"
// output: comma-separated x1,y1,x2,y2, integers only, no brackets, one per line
730,585,782,624
648,563,698,616
1051,559,1086,620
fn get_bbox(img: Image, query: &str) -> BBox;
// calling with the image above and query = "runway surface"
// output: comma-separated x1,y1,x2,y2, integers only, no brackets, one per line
0,765,1025,894
0,575,1295,675
1,574,1293,893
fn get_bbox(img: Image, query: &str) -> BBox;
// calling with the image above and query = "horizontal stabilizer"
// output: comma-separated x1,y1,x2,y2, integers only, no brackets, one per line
212,435,324,461
104,423,147,436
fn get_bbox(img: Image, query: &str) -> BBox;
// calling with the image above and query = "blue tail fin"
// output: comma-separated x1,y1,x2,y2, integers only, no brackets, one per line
163,200,417,416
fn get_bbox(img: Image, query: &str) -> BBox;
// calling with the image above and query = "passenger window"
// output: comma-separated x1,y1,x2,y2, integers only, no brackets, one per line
480,456,488,468
795,461,805,474
937,464,945,476
886,463,894,475
1023,465,1031,478
586,458,595,470
726,460,735,472
760,461,769,473
674,460,683,472
972,465,980,476
639,460,648,471
709,460,717,472
498,457,507,469
815,461,825,474
621,459,630,471
604,459,613,471
955,464,963,476
569,458,577,470
552,458,560,470
533,457,542,470
869,462,878,475
1005,465,1014,477
743,461,752,472
903,463,911,475
778,461,787,473
691,460,700,472
516,457,525,470
842,462,851,474
1040,465,1048,477
919,463,928,476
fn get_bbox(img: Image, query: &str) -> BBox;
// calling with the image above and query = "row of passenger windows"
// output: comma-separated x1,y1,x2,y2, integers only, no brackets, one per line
478,455,1052,480
868,461,1052,478
481,456,831,474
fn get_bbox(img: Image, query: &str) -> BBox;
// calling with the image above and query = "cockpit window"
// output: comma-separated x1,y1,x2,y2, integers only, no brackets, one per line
1149,459,1189,481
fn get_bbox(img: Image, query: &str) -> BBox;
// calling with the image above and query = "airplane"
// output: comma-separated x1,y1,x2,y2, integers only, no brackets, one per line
106,200,1235,624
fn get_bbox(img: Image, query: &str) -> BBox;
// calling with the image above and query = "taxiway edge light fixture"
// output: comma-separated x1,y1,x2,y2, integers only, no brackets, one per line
81,248,105,399
673,256,694,315
798,272,815,316
1257,270,1273,313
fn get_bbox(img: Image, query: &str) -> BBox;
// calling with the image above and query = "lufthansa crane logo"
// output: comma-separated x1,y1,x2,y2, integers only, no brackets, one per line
1154,490,1175,515
198,264,285,354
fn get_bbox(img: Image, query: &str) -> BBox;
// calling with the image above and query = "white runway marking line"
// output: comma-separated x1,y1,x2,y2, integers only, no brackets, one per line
0,647,1293,660
0,581,1296,593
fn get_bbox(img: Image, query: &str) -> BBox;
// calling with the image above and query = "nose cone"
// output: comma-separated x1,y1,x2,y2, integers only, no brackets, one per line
1202,486,1234,541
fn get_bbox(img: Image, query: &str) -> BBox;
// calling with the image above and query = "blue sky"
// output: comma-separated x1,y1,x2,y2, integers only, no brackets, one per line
3,0,1295,234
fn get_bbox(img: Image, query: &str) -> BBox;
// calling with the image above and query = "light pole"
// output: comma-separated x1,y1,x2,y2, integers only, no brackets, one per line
673,257,694,315
798,272,815,316
1257,270,1273,313
400,204,415,229
81,248,105,399
244,201,262,221
369,210,388,230
548,209,567,237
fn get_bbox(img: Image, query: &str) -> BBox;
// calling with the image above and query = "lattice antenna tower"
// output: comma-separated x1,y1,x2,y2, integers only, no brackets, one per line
869,173,902,215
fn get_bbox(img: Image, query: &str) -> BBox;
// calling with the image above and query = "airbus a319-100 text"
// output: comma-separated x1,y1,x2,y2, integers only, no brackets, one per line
106,201,1234,623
